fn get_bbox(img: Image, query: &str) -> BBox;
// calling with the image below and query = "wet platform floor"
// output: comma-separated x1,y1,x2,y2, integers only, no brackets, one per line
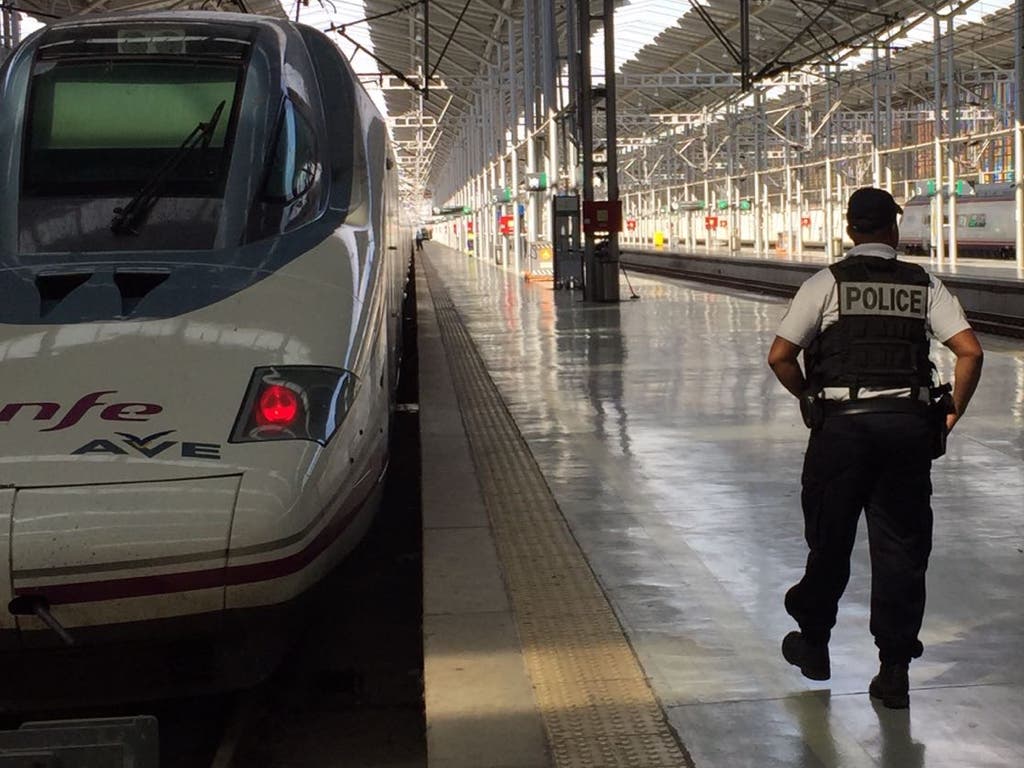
422,241,1024,768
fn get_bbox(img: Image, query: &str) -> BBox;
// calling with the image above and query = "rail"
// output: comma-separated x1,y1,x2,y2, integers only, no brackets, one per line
620,248,1024,339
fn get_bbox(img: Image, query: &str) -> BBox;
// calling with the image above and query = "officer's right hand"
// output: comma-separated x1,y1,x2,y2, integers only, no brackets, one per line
945,412,959,434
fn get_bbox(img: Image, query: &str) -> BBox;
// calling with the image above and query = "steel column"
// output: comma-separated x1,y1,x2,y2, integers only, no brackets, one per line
1017,0,1024,267
577,0,596,297
932,14,945,264
508,19,522,274
522,11,538,248
946,15,958,265
754,88,764,256
603,0,621,293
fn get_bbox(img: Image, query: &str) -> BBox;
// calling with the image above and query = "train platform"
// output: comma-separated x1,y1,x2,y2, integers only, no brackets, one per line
417,240,1024,768
619,246,1024,337
622,242,1024,283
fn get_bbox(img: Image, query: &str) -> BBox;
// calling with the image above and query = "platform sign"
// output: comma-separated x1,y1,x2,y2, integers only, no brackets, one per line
582,200,623,233
717,200,729,210
433,205,467,217
492,187,511,203
554,195,580,213
526,172,547,191
678,200,705,211
738,199,752,211
920,179,974,196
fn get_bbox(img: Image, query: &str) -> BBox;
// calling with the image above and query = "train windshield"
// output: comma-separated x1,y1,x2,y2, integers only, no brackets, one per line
19,23,250,252
24,61,238,196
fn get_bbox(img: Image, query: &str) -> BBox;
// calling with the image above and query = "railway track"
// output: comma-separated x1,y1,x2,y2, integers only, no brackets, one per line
620,249,1024,339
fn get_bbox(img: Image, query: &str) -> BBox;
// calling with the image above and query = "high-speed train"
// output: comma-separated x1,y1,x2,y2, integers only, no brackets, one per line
0,12,409,703
900,183,1018,259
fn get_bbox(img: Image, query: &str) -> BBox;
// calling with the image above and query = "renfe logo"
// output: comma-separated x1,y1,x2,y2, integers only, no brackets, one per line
0,391,162,432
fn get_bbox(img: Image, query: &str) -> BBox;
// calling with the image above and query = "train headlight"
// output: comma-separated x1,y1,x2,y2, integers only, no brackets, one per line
230,366,357,445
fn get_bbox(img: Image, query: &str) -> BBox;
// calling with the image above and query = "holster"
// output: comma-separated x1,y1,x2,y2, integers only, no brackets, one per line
928,383,955,459
799,392,825,430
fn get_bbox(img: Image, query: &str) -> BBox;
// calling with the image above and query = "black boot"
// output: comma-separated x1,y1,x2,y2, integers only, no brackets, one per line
782,631,830,681
869,663,910,709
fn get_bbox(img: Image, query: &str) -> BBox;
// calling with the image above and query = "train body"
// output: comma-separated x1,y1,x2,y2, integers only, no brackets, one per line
899,184,1018,259
0,12,408,703
625,183,1018,259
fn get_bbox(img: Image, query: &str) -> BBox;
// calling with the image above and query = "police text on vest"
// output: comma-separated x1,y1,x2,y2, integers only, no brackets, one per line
840,282,927,318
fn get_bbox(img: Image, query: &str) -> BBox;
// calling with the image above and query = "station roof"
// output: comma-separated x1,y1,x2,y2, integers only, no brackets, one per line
10,0,1020,198
353,0,1019,198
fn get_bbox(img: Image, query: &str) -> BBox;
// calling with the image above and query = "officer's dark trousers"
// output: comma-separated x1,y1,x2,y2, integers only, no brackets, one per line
786,411,933,664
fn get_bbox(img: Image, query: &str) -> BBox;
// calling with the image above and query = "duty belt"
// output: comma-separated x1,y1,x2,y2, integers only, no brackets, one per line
822,397,930,417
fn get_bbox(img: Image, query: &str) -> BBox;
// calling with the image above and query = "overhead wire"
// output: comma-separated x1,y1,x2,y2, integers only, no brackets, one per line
428,0,472,81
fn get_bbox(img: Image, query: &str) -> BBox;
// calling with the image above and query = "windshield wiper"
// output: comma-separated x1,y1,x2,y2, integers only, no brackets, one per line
111,100,227,236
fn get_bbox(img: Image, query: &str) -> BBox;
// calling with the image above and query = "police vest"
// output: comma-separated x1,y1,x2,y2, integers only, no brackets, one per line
805,254,934,397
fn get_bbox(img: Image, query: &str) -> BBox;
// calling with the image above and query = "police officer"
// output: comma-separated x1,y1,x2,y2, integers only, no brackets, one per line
767,187,984,708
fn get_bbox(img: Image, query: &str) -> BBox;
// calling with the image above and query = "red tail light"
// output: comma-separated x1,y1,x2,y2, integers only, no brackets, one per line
230,367,358,445
257,384,300,426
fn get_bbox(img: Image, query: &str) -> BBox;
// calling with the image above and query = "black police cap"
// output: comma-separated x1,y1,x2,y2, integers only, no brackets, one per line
846,187,903,233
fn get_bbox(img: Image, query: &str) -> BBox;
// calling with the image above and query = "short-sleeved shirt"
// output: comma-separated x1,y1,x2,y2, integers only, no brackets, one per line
776,243,971,400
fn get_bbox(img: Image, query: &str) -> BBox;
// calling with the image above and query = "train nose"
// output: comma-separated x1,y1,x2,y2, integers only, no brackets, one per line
7,475,241,646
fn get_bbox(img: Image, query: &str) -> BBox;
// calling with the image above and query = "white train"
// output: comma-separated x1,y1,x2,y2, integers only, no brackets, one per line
899,184,1018,259
627,184,1019,260
0,12,409,703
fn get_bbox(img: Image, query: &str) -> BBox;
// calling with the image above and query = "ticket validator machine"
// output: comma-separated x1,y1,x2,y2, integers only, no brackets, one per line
552,194,583,289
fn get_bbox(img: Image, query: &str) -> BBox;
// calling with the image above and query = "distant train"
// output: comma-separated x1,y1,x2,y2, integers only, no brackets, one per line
900,184,1018,259
0,11,409,704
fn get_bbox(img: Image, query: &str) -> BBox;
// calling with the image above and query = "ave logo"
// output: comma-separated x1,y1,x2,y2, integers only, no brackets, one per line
72,430,222,460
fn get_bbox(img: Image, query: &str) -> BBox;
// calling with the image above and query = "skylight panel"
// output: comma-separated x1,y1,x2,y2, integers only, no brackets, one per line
16,13,44,39
839,0,1015,71
591,0,693,78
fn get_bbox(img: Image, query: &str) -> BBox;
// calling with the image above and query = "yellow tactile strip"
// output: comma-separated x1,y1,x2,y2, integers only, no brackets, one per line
424,256,694,768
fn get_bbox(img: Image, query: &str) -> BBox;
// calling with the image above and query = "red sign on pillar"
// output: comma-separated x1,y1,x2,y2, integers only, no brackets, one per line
582,200,623,233
467,220,474,233
499,214,514,236
704,215,718,230
801,216,811,227
626,218,637,231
